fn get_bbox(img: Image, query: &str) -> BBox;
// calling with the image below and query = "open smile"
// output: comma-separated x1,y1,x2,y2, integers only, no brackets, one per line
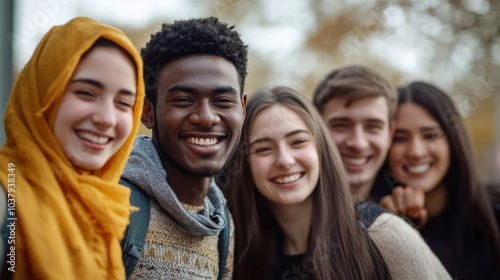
403,163,431,175
271,172,304,184
343,156,369,166
76,130,112,145
185,137,220,146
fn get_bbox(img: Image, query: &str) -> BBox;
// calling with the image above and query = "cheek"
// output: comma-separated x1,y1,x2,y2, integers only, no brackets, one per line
330,132,346,146
388,146,403,171
52,96,83,140
118,112,134,140
373,133,391,151
438,144,451,171
228,112,245,133
249,157,265,176
310,156,320,186
302,147,320,179
249,157,267,189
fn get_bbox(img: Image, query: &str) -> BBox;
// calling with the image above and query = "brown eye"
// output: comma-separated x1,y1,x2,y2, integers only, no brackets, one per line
392,135,408,143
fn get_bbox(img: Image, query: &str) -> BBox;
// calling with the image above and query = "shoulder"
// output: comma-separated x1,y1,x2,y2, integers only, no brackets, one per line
368,213,451,280
368,212,424,257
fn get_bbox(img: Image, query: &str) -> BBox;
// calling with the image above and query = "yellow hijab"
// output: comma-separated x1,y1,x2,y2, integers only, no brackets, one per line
0,17,144,279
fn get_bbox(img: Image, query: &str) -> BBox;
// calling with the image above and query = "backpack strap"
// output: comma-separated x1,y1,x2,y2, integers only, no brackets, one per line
356,200,384,229
120,178,150,279
217,206,230,280
120,178,230,279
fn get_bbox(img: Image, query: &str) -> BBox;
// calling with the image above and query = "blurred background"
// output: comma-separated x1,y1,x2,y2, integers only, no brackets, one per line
1,0,499,184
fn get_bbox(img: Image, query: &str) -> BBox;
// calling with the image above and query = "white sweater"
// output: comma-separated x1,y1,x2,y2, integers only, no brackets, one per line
368,213,451,280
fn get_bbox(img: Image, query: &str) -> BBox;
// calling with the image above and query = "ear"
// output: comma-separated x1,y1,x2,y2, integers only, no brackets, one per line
241,92,248,117
141,99,155,129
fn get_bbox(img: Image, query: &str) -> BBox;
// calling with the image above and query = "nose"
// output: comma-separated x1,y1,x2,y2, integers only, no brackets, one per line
345,126,369,150
407,137,426,162
275,145,295,169
92,99,116,130
189,101,220,128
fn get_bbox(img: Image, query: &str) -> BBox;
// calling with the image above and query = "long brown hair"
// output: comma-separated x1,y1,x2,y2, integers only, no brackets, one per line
227,86,391,279
397,81,500,259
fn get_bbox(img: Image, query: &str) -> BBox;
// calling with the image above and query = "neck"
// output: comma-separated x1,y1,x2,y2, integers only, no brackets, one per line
270,196,313,255
425,183,448,217
153,142,212,207
350,179,374,200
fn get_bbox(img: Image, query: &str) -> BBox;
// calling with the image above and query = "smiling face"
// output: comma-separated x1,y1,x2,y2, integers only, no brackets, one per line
248,104,320,207
322,96,393,197
53,46,137,171
143,55,246,178
388,103,450,192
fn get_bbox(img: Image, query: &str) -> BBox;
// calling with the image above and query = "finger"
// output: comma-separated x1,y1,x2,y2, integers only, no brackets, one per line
391,186,405,213
413,187,426,210
405,186,425,218
417,208,428,229
403,188,419,217
380,195,398,213
402,188,415,211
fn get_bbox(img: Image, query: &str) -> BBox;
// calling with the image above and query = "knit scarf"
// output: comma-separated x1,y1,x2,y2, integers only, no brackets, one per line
122,136,227,236
0,17,144,279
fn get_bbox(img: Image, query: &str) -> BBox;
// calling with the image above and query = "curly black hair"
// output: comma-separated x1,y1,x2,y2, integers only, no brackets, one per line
141,17,249,104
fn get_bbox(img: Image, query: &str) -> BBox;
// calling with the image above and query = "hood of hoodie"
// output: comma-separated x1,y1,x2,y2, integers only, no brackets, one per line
122,135,227,236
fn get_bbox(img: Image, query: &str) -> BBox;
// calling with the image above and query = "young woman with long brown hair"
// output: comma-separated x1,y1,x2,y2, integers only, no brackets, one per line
226,85,450,279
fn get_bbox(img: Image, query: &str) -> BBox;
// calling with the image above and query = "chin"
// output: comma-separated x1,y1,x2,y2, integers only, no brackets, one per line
190,167,222,177
73,160,106,171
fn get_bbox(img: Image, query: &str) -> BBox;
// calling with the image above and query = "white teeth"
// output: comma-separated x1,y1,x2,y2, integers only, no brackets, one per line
186,137,219,146
275,173,301,184
77,131,109,144
343,157,367,165
408,164,430,174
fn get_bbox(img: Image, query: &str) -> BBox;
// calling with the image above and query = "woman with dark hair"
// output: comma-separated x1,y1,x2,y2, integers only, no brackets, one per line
384,81,500,279
227,85,450,279
0,17,144,279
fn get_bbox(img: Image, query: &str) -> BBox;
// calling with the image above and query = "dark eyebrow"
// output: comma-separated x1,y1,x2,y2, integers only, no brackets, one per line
167,85,238,95
249,129,310,147
395,126,441,134
71,78,136,96
327,117,351,126
327,117,385,125
421,126,442,132
213,86,238,95
365,119,386,125
71,78,103,88
168,85,195,94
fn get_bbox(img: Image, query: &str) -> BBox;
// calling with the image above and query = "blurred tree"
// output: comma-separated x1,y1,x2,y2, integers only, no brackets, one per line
122,0,499,182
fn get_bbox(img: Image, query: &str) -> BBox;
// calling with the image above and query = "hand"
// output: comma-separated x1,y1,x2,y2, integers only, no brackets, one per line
379,186,428,229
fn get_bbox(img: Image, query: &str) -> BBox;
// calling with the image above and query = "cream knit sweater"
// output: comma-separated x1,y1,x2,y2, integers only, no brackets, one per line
368,213,451,280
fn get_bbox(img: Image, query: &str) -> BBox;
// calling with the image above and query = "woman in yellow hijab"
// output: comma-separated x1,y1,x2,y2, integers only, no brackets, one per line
0,17,144,279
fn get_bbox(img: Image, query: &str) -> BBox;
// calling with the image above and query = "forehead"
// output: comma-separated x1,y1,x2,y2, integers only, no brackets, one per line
396,103,439,128
74,47,135,76
249,104,308,140
157,55,239,94
322,96,389,123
